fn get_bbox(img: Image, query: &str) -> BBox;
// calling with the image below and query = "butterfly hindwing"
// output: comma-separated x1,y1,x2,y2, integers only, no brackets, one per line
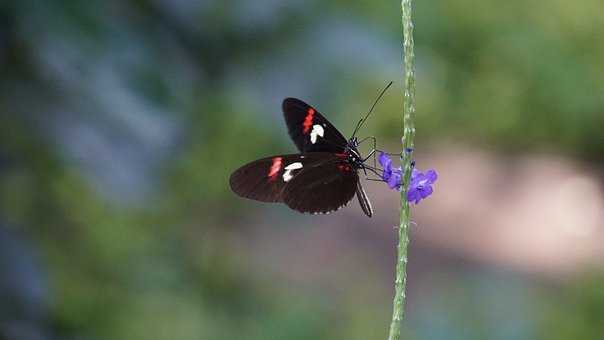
229,154,304,203
282,153,358,214
282,98,348,153
230,153,345,203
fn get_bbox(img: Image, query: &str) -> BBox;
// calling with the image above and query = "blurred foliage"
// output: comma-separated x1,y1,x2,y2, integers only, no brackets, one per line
538,274,604,340
1,0,603,339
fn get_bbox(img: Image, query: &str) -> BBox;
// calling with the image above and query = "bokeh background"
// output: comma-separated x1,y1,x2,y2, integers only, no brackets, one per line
1,1,603,339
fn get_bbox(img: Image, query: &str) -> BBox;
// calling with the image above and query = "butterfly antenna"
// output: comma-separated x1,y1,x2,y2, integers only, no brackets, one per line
352,81,394,138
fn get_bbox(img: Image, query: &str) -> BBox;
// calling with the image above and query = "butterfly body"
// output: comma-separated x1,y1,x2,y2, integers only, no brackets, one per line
229,98,373,217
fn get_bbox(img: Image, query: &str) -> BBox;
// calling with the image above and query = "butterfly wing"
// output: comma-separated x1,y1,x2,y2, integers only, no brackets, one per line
281,154,359,214
230,153,371,216
282,98,348,153
229,154,304,203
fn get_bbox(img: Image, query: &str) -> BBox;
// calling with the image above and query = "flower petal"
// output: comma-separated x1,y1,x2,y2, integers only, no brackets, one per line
378,152,392,169
410,168,421,181
408,188,422,204
425,169,438,183
380,158,438,200
381,169,391,181
419,185,433,199
406,188,418,202
379,153,394,182
387,170,401,189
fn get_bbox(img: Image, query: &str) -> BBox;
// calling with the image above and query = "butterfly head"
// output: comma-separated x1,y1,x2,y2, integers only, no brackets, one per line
344,137,364,167
348,136,360,149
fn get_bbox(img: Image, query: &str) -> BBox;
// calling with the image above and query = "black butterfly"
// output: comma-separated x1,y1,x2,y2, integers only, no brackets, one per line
229,84,392,217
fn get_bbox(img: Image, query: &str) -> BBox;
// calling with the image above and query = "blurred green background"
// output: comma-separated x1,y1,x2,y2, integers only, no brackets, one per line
1,1,603,339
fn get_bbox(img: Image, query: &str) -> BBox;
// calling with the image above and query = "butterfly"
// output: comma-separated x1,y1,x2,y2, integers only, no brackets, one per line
229,83,392,217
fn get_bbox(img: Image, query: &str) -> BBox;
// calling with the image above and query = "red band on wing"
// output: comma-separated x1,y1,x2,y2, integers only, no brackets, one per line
337,164,352,172
267,157,283,181
302,108,315,134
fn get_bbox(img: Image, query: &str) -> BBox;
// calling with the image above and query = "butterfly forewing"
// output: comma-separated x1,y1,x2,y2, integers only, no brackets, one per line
283,98,348,153
282,154,358,214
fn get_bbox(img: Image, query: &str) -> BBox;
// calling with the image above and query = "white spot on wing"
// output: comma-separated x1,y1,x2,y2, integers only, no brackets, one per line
310,124,324,144
283,162,303,182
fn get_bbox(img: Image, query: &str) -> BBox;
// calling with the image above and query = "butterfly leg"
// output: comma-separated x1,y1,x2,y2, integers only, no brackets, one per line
360,164,386,182
371,149,403,156
357,136,378,168
358,136,402,169
357,136,377,146
365,177,386,182
362,166,386,182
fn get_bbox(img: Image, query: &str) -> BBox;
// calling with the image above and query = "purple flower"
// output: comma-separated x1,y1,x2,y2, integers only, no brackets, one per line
407,168,438,204
378,152,402,190
378,152,438,204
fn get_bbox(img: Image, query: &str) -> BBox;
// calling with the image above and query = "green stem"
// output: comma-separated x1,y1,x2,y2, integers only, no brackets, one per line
387,0,416,339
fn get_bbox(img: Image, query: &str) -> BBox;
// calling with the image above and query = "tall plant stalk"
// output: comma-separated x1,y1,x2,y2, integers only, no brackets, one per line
387,0,416,339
